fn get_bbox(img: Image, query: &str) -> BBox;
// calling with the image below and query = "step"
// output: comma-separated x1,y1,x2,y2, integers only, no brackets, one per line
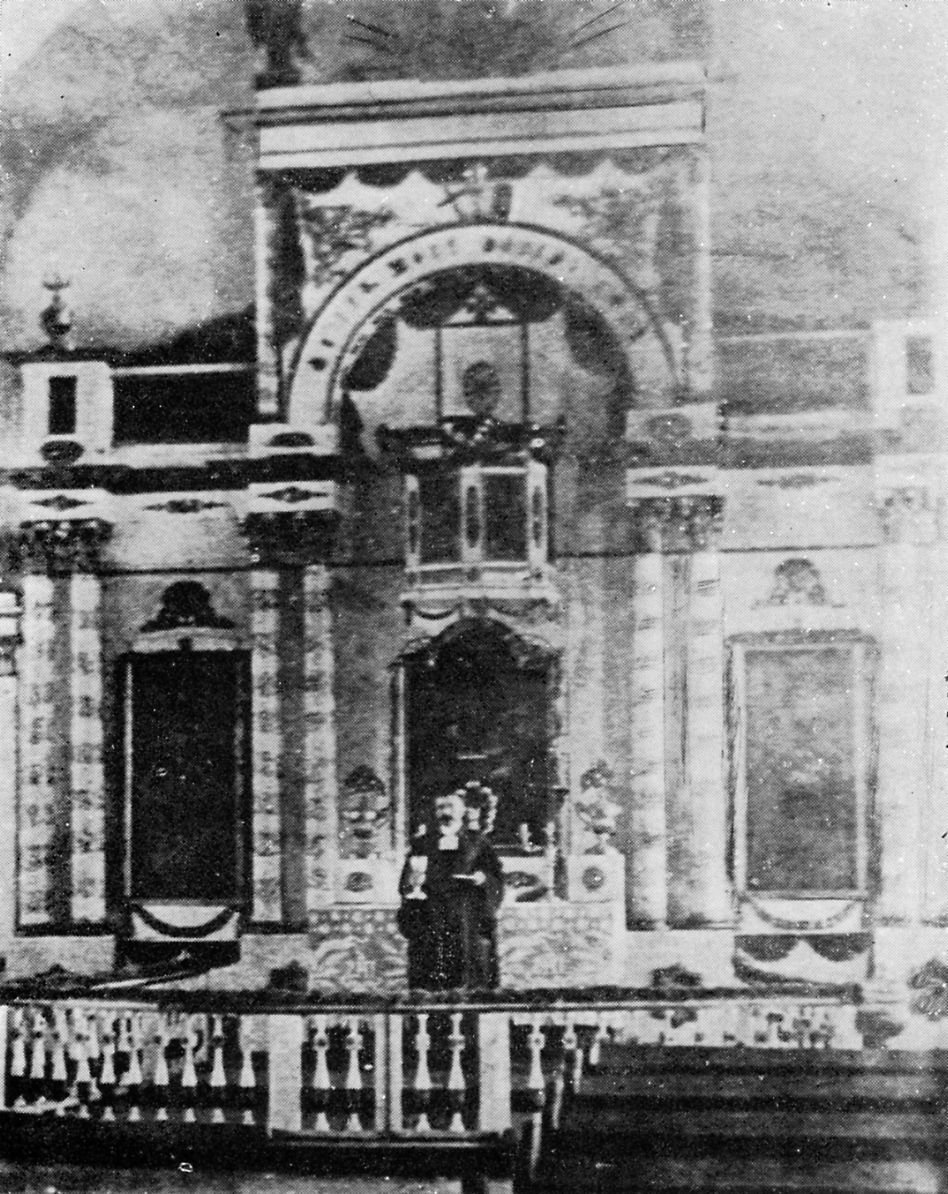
575,1067,945,1107
556,1103,948,1147
590,1044,948,1077
535,1146,944,1194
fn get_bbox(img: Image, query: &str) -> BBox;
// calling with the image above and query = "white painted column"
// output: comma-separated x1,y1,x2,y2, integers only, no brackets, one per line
682,502,732,926
303,564,337,921
250,569,284,923
254,177,282,419
686,149,714,399
69,572,106,924
628,503,667,928
0,592,21,954
877,532,926,924
18,573,57,928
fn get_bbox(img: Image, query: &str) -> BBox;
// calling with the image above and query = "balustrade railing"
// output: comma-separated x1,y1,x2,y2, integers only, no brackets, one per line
0,993,870,1143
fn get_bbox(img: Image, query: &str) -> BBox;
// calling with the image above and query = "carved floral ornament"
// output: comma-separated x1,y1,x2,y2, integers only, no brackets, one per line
756,558,836,609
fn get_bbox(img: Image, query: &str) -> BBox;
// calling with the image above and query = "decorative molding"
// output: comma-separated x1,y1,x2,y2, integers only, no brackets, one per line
141,581,234,633
143,498,229,515
338,766,391,861
755,558,840,609
262,484,327,504
756,473,828,490
300,203,395,287
632,469,709,490
31,494,88,512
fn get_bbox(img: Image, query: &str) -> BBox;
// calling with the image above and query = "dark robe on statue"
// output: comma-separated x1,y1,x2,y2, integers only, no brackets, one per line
398,829,503,990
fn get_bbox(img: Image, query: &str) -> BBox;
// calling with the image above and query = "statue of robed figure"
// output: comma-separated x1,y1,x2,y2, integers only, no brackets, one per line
398,785,504,991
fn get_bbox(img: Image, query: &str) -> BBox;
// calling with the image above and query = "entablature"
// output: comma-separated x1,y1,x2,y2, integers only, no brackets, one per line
255,64,706,171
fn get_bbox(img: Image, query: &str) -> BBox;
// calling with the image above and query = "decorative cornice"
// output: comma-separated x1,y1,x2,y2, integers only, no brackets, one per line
14,518,112,575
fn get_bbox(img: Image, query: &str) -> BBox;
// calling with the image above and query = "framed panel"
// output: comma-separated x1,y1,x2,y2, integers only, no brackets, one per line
122,651,250,906
731,634,873,899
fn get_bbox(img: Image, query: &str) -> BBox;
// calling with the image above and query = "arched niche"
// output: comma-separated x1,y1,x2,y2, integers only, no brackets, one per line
121,582,250,922
398,616,563,852
286,223,677,447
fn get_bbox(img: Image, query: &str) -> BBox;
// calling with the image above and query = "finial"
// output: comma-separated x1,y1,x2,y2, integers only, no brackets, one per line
40,275,73,351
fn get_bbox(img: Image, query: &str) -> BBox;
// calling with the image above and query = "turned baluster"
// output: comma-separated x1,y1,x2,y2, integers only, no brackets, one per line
309,1015,332,1132
412,1013,433,1134
446,1012,467,1134
86,1007,101,1074
237,1016,257,1125
115,1012,132,1083
9,1008,27,1108
208,1015,227,1123
28,1009,48,1105
181,1015,199,1122
152,1014,171,1121
546,1012,567,1131
49,1007,69,1105
562,1016,582,1096
587,1016,608,1069
98,1012,117,1120
521,1017,548,1186
72,1009,94,1118
344,1016,364,1134
525,1017,546,1111
123,1012,143,1121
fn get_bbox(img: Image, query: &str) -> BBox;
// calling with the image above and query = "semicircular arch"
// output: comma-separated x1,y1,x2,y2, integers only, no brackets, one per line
286,222,676,429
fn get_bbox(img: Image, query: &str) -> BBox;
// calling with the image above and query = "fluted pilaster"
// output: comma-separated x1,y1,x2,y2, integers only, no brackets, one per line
681,498,731,926
15,517,111,928
628,502,667,928
245,509,338,925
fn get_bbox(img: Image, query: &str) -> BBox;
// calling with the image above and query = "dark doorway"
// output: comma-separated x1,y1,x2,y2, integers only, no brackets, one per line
406,621,555,848
127,652,247,903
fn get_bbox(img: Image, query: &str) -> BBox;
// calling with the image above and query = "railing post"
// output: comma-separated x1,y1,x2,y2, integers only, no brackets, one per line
0,1006,7,1110
267,1013,303,1134
477,1012,512,1134
387,1012,404,1134
373,1013,389,1135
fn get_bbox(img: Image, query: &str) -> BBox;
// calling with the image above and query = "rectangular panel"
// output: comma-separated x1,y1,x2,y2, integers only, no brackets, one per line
484,472,528,562
419,473,461,564
744,646,858,894
130,653,240,902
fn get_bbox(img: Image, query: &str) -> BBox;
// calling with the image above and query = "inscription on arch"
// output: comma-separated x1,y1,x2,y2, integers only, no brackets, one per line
287,223,673,427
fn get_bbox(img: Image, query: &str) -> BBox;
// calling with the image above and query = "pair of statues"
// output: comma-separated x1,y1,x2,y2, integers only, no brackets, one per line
397,784,503,991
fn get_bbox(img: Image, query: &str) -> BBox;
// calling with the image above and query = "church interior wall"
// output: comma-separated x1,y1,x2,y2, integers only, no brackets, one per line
2,2,947,1013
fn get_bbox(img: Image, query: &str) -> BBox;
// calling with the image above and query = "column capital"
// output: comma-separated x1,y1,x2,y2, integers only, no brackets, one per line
243,510,337,568
14,518,112,574
630,495,723,552
876,483,937,544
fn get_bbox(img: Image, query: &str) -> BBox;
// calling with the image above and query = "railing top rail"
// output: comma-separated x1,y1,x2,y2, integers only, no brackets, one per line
0,989,861,1014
